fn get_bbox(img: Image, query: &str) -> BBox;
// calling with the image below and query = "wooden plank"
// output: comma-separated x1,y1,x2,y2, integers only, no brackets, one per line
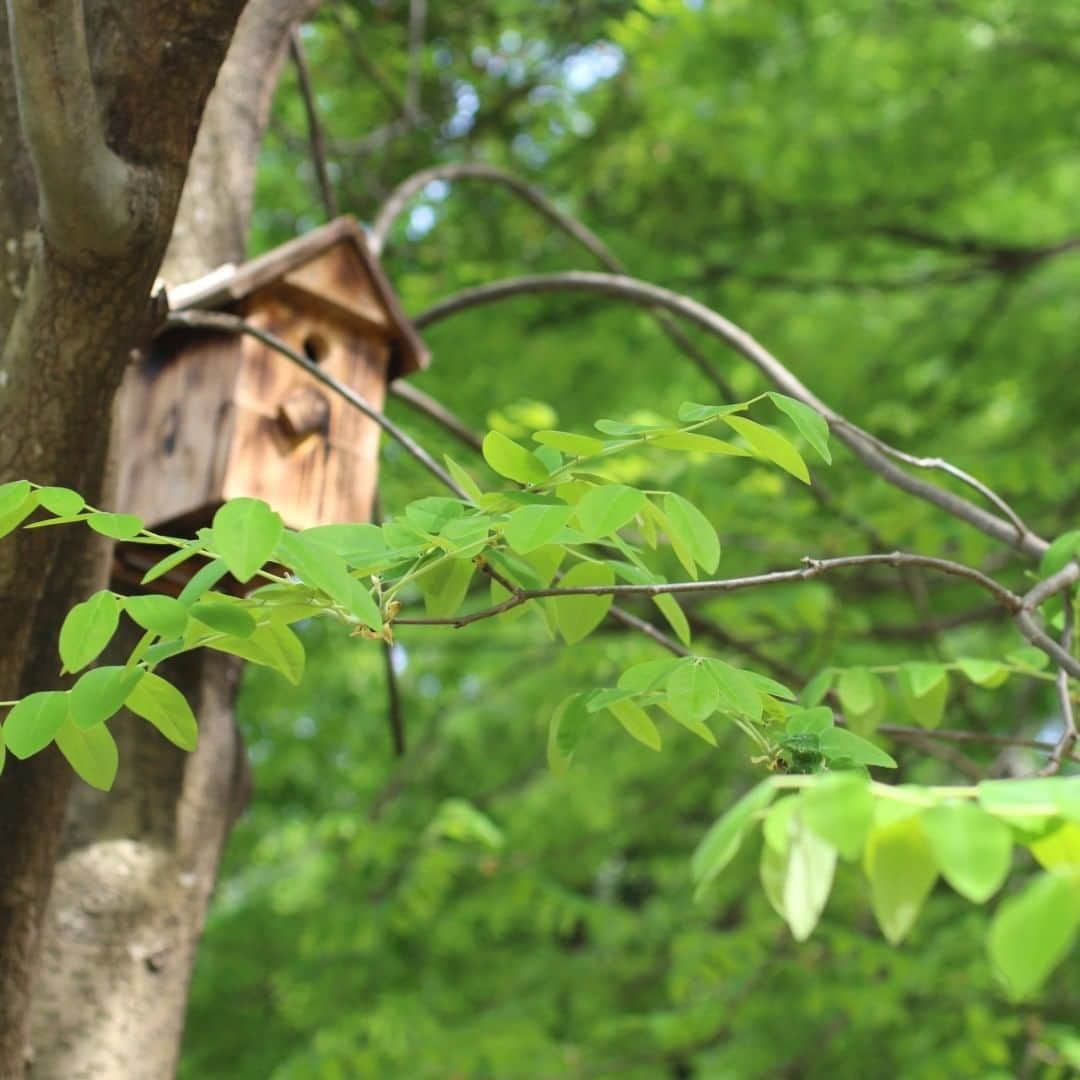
225,297,387,529
114,332,240,529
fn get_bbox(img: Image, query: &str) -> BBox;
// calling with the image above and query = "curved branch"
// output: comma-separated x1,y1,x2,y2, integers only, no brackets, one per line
5,0,142,253
371,163,736,395
414,271,1048,559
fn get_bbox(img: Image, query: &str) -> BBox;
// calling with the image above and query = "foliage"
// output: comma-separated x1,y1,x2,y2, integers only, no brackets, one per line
6,0,1080,1073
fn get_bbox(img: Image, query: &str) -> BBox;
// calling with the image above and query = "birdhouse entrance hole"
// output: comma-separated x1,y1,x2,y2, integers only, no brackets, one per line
302,330,330,365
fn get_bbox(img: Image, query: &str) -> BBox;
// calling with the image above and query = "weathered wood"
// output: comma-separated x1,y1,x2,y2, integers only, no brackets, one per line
115,228,417,533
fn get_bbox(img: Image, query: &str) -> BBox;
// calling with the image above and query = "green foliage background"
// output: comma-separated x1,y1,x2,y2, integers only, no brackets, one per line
182,1,1080,1075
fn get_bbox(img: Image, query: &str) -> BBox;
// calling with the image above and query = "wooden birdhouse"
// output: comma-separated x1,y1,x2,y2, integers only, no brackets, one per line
115,217,428,538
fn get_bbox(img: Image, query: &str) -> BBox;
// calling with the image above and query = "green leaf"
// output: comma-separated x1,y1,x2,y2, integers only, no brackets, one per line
0,490,39,539
405,496,466,534
1029,822,1080,870
662,493,720,573
988,872,1079,999
766,393,832,464
419,557,475,618
651,432,747,455
533,430,605,457
552,562,615,644
59,590,120,673
677,402,748,422
979,778,1080,825
177,559,229,605
36,486,85,516
786,706,833,735
482,431,549,485
606,698,661,751
3,691,69,758
0,480,32,517
897,667,949,729
1039,529,1080,578
780,817,837,941
55,719,118,790
444,455,485,504
1006,646,1050,671
706,659,763,721
744,671,796,702
722,415,810,484
347,580,382,632
801,774,875,860
190,599,258,638
618,658,682,693
69,666,143,729
126,672,198,751
652,593,692,647
124,594,189,638
503,504,574,554
141,544,202,585
199,621,305,685
586,688,637,713
864,816,938,944
667,659,721,723
956,658,1010,688
574,484,646,540
836,667,876,715
819,727,897,768
86,511,144,540
594,418,670,436
900,662,948,697
547,693,591,774
276,531,359,611
801,669,835,707
692,780,777,889
922,802,1012,902
211,498,283,583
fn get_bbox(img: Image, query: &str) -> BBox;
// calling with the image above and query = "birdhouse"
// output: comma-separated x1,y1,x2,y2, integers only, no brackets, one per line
114,217,428,541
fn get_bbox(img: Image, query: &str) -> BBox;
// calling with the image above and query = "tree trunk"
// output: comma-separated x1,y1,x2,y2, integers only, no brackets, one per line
0,1,322,1074
22,3,317,1076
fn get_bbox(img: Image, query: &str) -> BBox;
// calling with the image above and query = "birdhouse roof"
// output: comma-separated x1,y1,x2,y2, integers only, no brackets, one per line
165,216,429,379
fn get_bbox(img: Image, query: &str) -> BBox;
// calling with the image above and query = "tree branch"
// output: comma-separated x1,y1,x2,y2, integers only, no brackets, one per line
1039,596,1076,777
414,271,1048,559
371,163,736,397
289,27,337,220
5,0,143,254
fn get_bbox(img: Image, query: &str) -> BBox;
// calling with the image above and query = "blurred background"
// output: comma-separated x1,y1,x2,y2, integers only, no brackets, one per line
181,2,1080,1075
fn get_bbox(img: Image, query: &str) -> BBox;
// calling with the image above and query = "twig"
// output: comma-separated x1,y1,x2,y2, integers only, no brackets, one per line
328,7,408,116
413,271,1049,560
371,163,736,397
390,381,483,452
1039,589,1076,776
880,724,1077,760
165,309,467,500
887,728,985,780
289,28,338,220
371,494,406,756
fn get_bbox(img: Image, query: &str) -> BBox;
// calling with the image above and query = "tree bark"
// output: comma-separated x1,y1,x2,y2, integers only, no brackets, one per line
0,0,279,1073
24,3,319,1076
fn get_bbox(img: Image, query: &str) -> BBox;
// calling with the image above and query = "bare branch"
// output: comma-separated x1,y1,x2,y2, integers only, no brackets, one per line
390,380,483,452
165,309,468,500
373,164,736,396
413,271,1049,560
879,724,1078,761
289,27,338,220
1039,596,1076,777
5,0,143,254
